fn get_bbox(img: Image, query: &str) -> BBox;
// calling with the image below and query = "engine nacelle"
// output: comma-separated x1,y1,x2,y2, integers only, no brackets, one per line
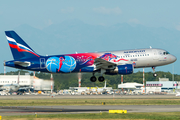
105,64,133,75
117,64,133,75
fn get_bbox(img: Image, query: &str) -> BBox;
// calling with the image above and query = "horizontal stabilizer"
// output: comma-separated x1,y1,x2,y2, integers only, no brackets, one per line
14,61,31,67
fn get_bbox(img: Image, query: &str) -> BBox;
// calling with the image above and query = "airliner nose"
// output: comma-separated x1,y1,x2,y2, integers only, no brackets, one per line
171,55,177,63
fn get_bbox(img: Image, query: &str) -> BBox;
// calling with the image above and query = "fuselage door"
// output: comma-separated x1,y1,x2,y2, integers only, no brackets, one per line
40,58,46,69
152,50,159,60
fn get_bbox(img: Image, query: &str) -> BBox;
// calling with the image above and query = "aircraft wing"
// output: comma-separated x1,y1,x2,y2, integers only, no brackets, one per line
94,58,117,70
14,61,31,67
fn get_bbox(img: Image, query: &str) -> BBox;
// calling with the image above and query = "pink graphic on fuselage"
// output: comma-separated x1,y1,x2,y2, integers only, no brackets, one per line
58,57,65,72
66,53,99,66
100,53,117,61
100,53,128,62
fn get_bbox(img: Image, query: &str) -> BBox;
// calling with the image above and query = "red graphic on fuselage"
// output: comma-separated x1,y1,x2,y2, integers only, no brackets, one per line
100,53,128,62
58,57,65,72
100,53,117,61
112,58,129,62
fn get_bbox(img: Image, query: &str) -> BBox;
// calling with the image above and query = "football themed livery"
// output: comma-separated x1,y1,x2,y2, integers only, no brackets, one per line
4,31,177,82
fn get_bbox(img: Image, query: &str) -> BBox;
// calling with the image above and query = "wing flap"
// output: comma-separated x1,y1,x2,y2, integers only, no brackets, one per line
94,58,116,70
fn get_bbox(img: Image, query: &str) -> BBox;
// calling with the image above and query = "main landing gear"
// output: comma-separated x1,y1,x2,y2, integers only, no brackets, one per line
90,69,105,82
90,76,97,82
152,67,158,77
98,76,105,82
90,76,105,82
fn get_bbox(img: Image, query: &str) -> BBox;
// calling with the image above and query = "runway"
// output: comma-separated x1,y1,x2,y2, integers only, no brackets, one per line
1,105,180,116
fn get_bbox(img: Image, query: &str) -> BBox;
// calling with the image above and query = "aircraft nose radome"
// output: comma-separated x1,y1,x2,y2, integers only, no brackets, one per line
171,55,177,63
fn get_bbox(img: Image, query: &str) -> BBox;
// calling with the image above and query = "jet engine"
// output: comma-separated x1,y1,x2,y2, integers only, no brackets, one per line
105,64,133,75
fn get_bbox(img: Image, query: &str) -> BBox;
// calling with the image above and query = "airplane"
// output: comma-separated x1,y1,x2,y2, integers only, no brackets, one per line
96,80,107,94
176,92,180,97
4,31,177,82
0,71,20,94
0,71,34,95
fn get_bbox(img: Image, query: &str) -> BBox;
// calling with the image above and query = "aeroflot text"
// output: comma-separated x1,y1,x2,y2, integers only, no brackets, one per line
124,50,145,53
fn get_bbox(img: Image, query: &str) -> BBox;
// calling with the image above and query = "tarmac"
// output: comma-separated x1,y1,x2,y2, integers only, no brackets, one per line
1,105,180,116
0,94,180,116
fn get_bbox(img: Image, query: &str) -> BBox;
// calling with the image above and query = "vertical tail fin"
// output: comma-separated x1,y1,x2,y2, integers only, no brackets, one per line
5,31,40,60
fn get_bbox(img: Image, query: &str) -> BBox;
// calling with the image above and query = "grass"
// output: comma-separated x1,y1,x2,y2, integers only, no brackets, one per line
0,99,180,106
2,112,180,120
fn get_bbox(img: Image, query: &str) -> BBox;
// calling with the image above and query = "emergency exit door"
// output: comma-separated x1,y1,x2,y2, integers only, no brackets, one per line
40,58,46,69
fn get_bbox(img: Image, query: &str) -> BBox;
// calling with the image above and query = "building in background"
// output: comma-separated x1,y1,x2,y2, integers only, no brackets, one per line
117,78,180,94
146,77,180,92
118,82,143,94
0,74,54,91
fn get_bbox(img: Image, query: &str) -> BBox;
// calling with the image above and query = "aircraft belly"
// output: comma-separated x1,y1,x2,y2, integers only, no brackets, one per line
135,58,156,68
135,59,168,68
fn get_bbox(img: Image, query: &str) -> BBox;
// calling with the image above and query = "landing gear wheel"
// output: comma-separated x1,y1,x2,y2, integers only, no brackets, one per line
98,76,105,82
152,67,157,77
153,73,157,77
90,76,97,82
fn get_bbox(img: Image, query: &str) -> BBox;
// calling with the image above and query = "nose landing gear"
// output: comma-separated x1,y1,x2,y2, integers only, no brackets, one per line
152,67,158,77
153,73,157,77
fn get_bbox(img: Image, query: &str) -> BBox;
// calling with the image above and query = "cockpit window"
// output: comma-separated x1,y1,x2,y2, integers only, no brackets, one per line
163,51,170,55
